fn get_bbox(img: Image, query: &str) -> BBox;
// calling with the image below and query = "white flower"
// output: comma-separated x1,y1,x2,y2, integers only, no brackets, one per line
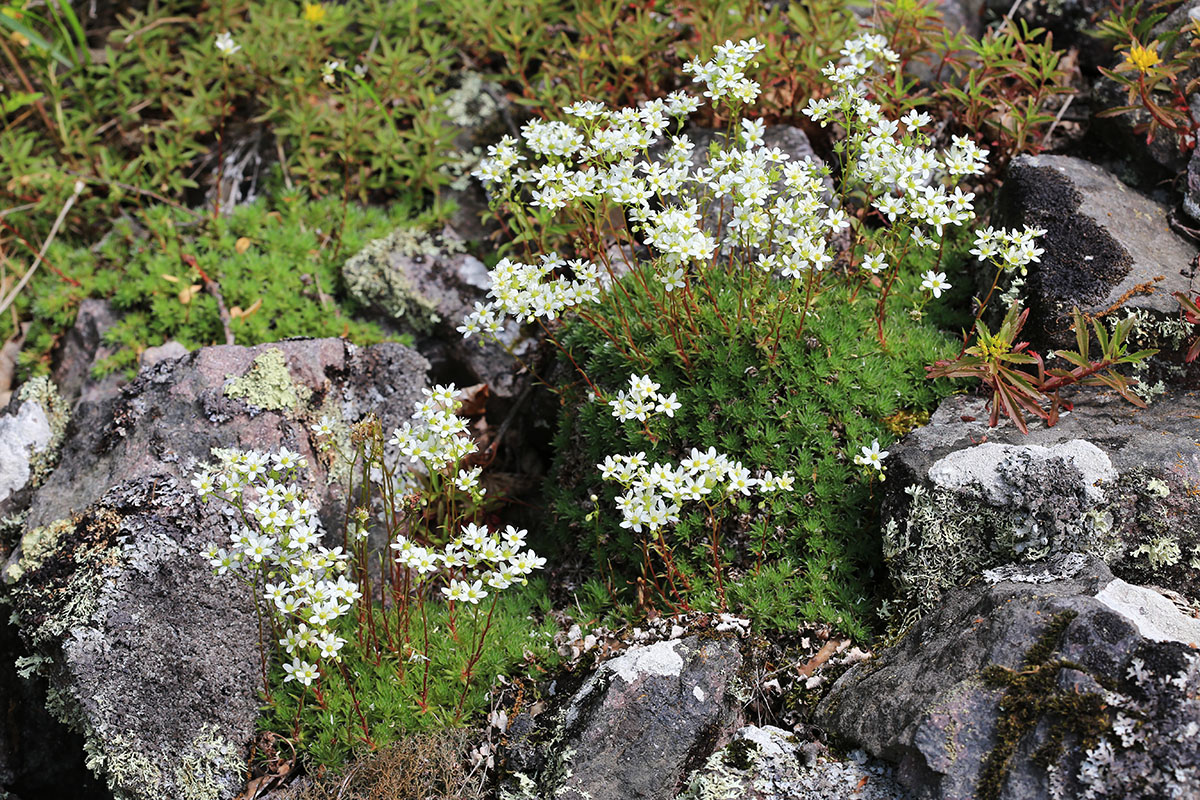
853,440,889,472
214,31,240,56
920,270,951,298
283,657,320,686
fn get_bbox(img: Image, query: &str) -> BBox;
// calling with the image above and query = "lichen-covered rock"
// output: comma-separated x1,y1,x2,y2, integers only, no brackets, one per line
819,555,1200,800
2,338,428,800
676,725,909,800
342,225,531,398
882,392,1200,621
999,155,1199,358
0,377,69,522
500,636,745,800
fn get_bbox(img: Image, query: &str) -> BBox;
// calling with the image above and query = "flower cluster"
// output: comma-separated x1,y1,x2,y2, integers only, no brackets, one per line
196,449,356,687
457,254,607,337
970,225,1046,275
609,373,680,423
462,32,1050,363
388,383,480,484
391,520,546,603
599,446,794,534
682,37,766,107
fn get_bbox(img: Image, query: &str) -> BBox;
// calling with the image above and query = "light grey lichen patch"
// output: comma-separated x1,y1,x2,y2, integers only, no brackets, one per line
884,440,1127,624
1094,579,1200,645
0,377,70,506
223,348,310,415
606,639,686,683
678,726,909,800
341,226,464,333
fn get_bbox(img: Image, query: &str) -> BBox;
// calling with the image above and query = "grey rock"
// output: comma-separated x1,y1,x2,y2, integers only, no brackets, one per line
677,726,909,800
4,338,428,800
139,340,188,368
1000,154,1199,355
0,378,69,524
342,226,531,398
501,636,744,800
882,392,1200,619
819,555,1200,800
51,298,125,410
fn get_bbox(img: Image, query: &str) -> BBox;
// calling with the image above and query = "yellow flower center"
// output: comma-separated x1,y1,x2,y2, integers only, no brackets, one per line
303,2,326,23
1124,43,1161,74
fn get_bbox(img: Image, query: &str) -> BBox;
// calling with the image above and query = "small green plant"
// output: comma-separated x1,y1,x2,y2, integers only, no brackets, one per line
1097,1,1200,152
928,303,1157,433
193,385,555,767
1174,291,1200,362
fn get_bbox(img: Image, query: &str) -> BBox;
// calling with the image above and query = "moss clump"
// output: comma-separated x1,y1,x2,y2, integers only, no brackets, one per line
8,195,410,380
977,610,1111,800
224,348,310,414
549,250,960,637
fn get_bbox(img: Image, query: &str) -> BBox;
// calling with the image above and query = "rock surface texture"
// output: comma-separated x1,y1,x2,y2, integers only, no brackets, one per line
501,635,745,800
882,392,1200,619
677,725,909,800
342,225,531,399
1000,155,1198,356
1,338,428,800
819,555,1200,800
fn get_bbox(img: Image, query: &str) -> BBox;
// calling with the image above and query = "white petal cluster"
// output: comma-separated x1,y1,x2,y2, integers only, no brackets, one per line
392,520,546,605
599,444,793,535
196,448,352,686
462,31,1027,348
682,38,766,107
457,254,606,339
608,373,680,422
386,383,480,478
970,225,1046,275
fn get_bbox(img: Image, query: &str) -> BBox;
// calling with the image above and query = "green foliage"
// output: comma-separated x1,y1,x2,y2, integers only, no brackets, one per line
3,193,420,377
548,247,960,639
262,580,559,769
928,303,1156,433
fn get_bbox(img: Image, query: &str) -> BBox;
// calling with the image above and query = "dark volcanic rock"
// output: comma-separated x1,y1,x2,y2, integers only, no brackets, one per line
51,298,125,410
882,392,1200,618
819,555,1200,800
501,636,744,800
2,338,428,800
1000,155,1198,355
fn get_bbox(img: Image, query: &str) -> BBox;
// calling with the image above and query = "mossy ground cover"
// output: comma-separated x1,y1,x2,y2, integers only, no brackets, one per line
549,236,969,639
262,579,560,769
6,192,425,377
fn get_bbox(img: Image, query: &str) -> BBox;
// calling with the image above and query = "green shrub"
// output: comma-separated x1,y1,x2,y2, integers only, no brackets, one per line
547,240,962,639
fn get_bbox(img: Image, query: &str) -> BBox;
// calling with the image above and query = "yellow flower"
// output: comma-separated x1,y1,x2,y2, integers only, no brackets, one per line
1124,42,1162,73
302,2,326,23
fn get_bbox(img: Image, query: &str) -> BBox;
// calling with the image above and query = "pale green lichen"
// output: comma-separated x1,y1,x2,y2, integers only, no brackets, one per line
5,517,74,583
224,348,310,414
883,482,1119,626
341,226,463,332
16,375,70,486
